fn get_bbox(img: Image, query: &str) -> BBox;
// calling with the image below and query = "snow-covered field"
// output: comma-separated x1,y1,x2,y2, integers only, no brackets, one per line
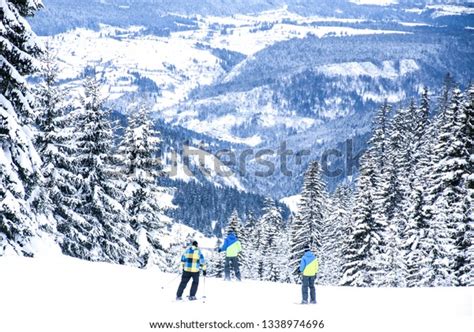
1,256,472,332
349,0,398,6
427,5,474,18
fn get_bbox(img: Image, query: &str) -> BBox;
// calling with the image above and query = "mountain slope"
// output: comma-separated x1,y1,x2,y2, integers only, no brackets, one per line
29,2,474,198
32,0,474,36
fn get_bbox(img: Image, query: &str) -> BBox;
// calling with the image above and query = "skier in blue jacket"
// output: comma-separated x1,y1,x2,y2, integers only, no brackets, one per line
218,231,242,281
299,245,319,304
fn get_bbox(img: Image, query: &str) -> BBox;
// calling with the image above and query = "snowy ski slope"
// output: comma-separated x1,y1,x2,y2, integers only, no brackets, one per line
1,256,472,332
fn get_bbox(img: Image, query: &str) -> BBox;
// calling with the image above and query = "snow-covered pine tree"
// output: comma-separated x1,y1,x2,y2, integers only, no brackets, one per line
259,199,286,282
289,161,326,279
371,102,396,228
0,0,44,256
423,88,467,286
288,214,303,283
439,73,455,118
264,226,289,283
163,241,184,273
320,184,353,286
241,212,258,279
404,88,435,287
384,102,416,222
370,102,392,172
374,103,417,287
340,151,384,287
249,205,269,279
452,85,474,286
226,209,243,237
458,84,474,287
413,87,431,150
382,222,407,287
33,45,80,237
207,238,224,278
65,75,136,264
119,104,167,268
244,212,257,232
460,84,474,286
277,228,292,283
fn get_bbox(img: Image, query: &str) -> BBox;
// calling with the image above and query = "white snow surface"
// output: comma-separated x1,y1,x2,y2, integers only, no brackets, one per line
405,5,474,18
398,22,431,27
280,194,302,214
0,256,472,332
349,0,398,6
427,5,474,18
317,59,419,79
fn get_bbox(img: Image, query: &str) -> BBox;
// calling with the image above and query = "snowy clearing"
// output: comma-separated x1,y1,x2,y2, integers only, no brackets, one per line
0,256,472,332
316,59,419,79
427,5,474,18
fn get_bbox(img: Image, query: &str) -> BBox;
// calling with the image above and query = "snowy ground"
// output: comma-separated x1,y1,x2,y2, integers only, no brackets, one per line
1,256,472,332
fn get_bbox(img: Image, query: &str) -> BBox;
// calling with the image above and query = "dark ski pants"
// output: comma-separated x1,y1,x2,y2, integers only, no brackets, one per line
224,257,241,280
302,276,316,302
176,271,200,297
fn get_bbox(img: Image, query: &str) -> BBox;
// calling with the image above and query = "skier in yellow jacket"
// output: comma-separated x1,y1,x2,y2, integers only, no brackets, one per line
176,240,206,301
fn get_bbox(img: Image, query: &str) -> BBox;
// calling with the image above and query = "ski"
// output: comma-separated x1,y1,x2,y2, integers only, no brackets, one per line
174,296,207,302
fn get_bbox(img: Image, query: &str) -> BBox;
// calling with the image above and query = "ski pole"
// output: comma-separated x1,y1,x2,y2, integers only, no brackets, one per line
202,276,207,302
161,273,181,290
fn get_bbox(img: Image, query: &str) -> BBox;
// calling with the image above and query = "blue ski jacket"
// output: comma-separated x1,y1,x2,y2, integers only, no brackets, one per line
219,233,242,257
299,251,319,276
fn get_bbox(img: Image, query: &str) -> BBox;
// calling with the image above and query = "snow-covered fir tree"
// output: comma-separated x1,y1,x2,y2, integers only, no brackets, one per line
163,241,184,273
259,199,286,282
413,87,431,149
320,184,353,286
425,88,466,286
383,102,415,229
374,103,417,287
226,209,243,237
207,238,225,278
404,89,435,287
381,223,407,287
370,102,396,230
64,75,136,264
341,151,385,287
0,0,44,256
460,84,474,286
248,206,268,280
450,86,474,286
370,102,392,173
277,228,292,283
289,161,326,279
240,212,257,278
119,104,167,268
33,45,80,237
